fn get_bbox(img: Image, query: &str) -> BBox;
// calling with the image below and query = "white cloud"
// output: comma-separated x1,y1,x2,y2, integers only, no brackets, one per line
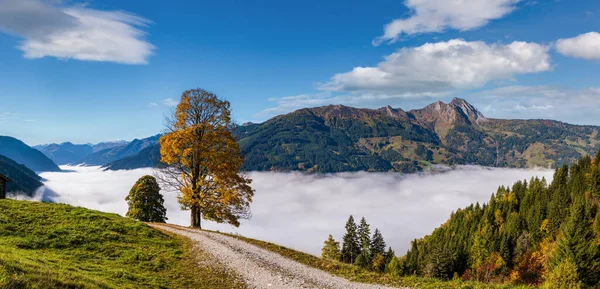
163,98,178,107
0,0,154,64
475,85,600,124
258,91,447,118
556,32,600,60
38,165,553,255
147,102,158,108
374,0,520,45
321,39,551,94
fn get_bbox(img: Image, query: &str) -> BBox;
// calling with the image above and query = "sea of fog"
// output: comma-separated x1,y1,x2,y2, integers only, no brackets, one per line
31,166,554,256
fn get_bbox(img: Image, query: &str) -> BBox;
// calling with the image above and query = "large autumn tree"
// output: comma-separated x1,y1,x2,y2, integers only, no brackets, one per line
158,89,254,228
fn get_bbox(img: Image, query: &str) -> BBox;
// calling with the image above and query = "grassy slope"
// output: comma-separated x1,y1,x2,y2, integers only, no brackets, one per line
0,200,245,289
217,231,533,289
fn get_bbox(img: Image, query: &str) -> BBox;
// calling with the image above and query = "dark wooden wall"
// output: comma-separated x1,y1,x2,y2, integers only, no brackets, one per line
0,180,6,199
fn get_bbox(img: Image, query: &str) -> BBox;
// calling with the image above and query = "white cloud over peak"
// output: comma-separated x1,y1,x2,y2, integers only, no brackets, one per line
321,39,551,95
556,32,600,60
374,0,520,45
0,0,154,64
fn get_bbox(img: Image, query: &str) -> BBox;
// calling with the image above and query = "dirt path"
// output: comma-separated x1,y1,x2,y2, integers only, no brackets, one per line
150,224,403,289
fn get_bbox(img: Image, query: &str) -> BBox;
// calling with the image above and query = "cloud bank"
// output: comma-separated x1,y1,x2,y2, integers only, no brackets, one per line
374,0,520,45
37,165,554,256
0,0,154,64
321,39,550,95
556,32,600,60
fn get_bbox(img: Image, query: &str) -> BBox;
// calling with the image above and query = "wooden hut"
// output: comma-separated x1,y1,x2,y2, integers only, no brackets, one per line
0,173,10,199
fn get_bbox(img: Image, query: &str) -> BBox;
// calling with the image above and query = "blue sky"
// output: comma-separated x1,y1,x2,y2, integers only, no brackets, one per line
0,0,599,145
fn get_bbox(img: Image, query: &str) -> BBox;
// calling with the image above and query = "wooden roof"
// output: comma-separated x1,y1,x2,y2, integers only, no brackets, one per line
0,173,11,182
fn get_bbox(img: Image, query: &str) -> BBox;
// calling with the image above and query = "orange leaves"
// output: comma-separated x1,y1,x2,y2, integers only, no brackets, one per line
159,89,254,228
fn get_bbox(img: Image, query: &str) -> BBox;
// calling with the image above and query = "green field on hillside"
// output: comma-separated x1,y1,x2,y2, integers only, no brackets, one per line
0,199,244,289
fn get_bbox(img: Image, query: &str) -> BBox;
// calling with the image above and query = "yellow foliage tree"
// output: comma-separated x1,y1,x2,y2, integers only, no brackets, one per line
158,89,254,228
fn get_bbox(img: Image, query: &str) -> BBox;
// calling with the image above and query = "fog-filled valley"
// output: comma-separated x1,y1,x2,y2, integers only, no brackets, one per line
33,166,554,255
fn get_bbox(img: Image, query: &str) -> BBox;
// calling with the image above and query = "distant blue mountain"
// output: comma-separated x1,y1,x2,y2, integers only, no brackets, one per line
0,136,61,172
36,135,162,167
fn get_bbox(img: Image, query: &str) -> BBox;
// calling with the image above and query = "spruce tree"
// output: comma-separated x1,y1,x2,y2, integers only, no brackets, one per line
341,215,360,264
384,247,396,266
370,228,386,258
125,175,167,222
358,217,371,256
321,234,341,260
553,199,600,286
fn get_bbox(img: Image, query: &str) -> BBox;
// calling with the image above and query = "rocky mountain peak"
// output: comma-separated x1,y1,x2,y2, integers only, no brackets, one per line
448,97,486,124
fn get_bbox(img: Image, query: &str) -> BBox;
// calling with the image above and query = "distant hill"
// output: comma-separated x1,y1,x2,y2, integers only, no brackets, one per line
80,135,161,166
36,136,160,167
0,136,61,172
0,154,43,196
234,98,600,172
33,142,93,165
86,98,600,173
103,144,162,170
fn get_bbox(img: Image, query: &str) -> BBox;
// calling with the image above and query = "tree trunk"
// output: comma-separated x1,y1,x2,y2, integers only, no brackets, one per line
191,206,200,228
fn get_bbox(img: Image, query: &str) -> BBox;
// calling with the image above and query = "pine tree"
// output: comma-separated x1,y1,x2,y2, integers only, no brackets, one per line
321,234,341,260
341,215,360,264
125,175,167,222
370,228,386,258
355,251,370,268
553,199,600,286
358,217,371,256
384,247,395,266
544,260,582,289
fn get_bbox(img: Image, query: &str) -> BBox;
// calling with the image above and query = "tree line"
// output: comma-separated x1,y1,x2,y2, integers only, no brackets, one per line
322,216,395,273
390,151,600,288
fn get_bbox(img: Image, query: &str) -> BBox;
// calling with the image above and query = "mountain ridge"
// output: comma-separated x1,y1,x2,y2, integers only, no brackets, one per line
0,136,61,172
36,98,600,173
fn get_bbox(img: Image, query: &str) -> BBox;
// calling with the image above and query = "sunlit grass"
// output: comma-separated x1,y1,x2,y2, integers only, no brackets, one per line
0,199,245,289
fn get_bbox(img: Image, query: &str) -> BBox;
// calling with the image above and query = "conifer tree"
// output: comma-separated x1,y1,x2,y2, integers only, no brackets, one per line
370,228,386,258
384,247,395,266
357,217,371,256
355,251,370,269
341,215,360,264
321,234,341,260
553,199,600,286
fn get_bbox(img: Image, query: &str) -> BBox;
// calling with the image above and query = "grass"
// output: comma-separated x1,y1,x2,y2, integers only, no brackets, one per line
218,231,534,289
0,199,245,289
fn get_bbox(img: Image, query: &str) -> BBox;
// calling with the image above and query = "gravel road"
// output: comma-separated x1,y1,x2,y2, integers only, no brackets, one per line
151,224,404,289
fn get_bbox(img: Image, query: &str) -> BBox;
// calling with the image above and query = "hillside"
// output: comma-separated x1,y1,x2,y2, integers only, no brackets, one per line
82,98,600,173
79,135,161,166
103,144,162,170
0,155,43,196
0,200,244,289
235,98,600,173
33,142,93,165
0,136,61,172
400,152,600,287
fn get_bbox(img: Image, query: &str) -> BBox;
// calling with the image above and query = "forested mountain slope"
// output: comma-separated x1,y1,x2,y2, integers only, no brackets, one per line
236,98,600,173
400,152,600,287
102,98,600,173
0,154,43,196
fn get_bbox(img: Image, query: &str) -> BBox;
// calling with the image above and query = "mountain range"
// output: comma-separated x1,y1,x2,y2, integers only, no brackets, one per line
34,135,161,166
0,136,61,172
96,98,600,173
21,98,600,174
